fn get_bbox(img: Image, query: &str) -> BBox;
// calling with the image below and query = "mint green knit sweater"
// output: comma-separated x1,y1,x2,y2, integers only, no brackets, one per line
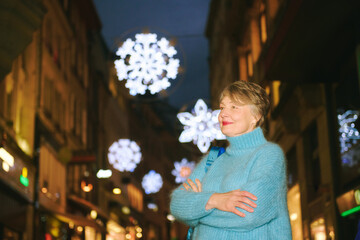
170,127,292,239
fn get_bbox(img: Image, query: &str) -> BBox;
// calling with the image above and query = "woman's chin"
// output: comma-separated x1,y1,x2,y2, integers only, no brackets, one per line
220,129,232,137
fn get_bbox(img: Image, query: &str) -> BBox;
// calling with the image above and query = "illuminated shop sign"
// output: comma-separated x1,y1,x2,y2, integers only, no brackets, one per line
20,167,29,187
337,188,360,217
0,147,14,172
0,147,34,201
355,189,360,205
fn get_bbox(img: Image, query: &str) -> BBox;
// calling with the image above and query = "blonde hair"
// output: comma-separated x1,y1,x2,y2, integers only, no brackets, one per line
219,80,270,127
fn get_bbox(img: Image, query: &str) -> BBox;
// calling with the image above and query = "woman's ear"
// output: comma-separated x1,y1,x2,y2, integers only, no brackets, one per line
249,105,261,127
252,113,261,127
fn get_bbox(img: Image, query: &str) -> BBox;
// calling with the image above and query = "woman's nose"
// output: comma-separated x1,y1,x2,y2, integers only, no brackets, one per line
219,109,227,118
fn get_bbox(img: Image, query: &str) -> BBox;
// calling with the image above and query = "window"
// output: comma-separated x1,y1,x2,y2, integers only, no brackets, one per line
73,98,77,134
43,77,53,119
246,51,253,78
272,80,281,107
127,184,143,212
287,146,298,189
259,1,268,43
303,122,321,202
4,75,14,122
39,145,66,208
6,86,13,120
44,18,53,54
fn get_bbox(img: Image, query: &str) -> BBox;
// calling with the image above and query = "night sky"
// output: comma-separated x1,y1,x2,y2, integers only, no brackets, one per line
93,0,212,109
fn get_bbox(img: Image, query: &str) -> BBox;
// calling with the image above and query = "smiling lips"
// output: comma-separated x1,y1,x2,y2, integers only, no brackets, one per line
222,121,232,126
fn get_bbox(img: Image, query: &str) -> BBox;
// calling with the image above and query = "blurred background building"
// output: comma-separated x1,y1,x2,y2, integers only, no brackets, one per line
206,0,360,239
0,0,360,240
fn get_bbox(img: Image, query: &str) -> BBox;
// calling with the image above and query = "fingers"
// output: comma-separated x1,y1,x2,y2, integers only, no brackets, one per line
187,179,199,192
240,191,257,201
232,208,246,217
183,179,203,192
182,182,190,191
233,190,257,207
240,197,257,208
235,202,254,213
195,179,202,192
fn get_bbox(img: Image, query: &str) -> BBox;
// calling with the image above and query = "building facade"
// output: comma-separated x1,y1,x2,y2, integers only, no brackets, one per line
206,0,360,239
0,1,194,240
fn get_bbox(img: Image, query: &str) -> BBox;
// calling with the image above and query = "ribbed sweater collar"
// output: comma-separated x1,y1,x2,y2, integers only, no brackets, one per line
226,127,267,154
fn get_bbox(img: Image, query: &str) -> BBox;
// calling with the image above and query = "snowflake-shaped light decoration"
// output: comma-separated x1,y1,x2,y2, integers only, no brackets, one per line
114,33,180,96
338,110,360,154
171,158,196,183
177,99,226,153
142,170,163,194
108,139,142,172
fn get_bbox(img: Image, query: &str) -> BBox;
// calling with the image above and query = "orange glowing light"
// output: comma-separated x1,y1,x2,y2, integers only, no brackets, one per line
180,166,191,178
81,180,93,192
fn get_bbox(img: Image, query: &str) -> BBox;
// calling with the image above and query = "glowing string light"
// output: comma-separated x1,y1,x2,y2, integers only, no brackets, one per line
177,99,225,153
338,110,360,153
114,33,180,96
338,110,360,166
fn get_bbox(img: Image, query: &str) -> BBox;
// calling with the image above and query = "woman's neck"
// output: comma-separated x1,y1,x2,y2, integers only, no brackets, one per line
226,127,267,153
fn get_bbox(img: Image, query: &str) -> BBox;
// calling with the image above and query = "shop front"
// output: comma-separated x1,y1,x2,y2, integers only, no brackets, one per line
0,145,35,240
39,210,104,240
336,187,360,239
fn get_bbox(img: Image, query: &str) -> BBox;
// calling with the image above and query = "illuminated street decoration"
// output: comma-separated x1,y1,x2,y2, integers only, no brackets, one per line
90,210,97,219
81,178,93,192
115,33,180,96
113,188,121,195
338,110,360,153
167,214,176,222
81,180,93,192
80,171,93,192
338,110,360,166
108,139,142,172
177,99,226,153
142,170,163,194
96,169,112,179
147,202,158,211
171,158,195,183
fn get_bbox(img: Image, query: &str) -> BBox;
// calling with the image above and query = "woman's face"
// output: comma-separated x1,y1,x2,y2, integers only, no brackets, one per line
218,95,258,137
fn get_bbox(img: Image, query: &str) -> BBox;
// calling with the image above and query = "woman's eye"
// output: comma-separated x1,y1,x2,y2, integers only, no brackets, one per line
232,105,237,109
219,107,224,110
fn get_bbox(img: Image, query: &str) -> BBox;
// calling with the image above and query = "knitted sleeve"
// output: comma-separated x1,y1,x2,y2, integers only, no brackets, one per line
199,144,287,231
170,154,216,226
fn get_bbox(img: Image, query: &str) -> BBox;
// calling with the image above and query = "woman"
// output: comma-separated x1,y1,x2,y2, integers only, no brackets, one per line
170,80,292,239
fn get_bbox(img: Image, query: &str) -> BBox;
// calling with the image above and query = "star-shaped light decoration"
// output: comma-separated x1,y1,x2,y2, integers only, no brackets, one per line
171,158,196,183
177,99,226,153
114,33,180,96
108,139,142,172
142,170,163,194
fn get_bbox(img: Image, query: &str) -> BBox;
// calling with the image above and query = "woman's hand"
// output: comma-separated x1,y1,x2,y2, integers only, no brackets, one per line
183,178,202,192
205,190,257,217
